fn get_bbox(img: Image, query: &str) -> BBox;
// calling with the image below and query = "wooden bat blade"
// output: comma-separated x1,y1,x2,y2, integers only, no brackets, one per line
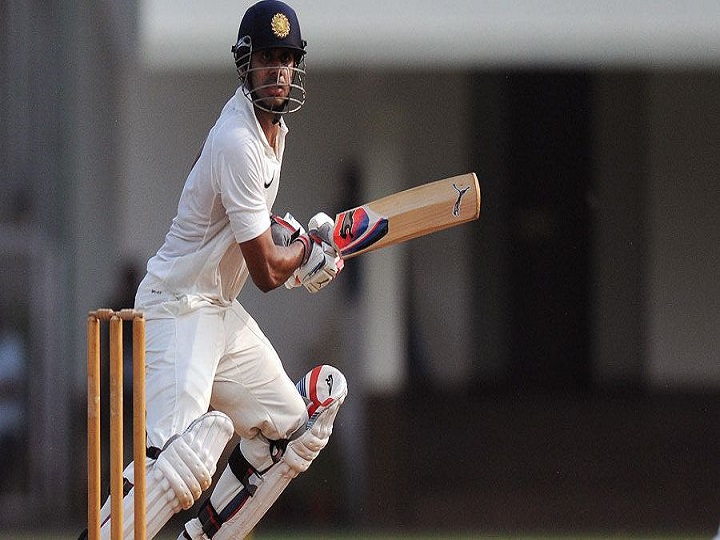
332,172,481,259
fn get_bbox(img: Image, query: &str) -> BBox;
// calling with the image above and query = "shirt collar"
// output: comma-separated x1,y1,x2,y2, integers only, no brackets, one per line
234,86,289,152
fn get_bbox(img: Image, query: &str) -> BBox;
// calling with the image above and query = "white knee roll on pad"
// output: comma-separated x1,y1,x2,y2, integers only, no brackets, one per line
100,411,234,540
154,439,206,508
283,398,340,475
285,364,347,475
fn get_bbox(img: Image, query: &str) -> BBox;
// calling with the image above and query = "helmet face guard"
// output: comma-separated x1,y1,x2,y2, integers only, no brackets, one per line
232,1,307,115
233,36,306,115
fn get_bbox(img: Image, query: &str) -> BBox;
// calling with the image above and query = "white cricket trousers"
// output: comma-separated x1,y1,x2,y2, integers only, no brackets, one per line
136,292,307,471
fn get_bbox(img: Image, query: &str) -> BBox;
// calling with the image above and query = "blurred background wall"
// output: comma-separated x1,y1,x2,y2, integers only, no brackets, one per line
1,0,719,535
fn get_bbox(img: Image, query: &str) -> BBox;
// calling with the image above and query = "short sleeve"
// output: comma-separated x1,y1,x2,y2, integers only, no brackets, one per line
213,136,271,244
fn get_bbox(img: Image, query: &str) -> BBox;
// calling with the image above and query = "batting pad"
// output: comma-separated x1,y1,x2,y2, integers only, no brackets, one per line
101,411,234,539
210,365,347,540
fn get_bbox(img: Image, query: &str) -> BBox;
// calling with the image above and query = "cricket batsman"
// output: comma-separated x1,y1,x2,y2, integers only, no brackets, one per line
81,1,348,538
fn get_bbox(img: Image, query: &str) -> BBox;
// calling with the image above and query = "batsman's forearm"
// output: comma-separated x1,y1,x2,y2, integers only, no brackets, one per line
240,232,305,292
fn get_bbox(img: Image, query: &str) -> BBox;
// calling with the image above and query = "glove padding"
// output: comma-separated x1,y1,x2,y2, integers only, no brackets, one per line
270,212,305,247
288,212,344,293
269,213,307,290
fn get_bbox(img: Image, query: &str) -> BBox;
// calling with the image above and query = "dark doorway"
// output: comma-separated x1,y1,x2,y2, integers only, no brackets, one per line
505,71,593,392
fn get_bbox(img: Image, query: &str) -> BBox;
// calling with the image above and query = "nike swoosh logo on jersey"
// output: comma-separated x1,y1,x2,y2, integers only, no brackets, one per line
264,175,275,189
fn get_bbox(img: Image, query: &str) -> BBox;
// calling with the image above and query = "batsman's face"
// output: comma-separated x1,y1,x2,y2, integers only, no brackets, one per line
249,48,296,110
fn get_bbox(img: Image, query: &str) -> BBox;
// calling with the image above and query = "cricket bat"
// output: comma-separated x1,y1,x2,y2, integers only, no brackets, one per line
330,172,481,259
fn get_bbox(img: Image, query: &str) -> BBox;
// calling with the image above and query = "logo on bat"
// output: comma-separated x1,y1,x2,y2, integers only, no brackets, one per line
333,206,389,257
452,183,470,217
337,212,355,241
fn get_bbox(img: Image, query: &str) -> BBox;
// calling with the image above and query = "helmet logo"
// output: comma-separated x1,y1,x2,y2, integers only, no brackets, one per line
271,13,291,39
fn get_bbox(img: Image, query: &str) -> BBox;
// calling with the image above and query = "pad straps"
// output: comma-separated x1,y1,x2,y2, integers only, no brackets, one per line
198,444,261,538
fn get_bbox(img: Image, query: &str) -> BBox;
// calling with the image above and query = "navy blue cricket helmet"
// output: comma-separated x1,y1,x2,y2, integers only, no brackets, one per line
232,0,307,114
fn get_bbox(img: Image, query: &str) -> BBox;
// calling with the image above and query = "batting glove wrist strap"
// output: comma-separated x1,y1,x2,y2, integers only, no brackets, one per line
292,233,312,266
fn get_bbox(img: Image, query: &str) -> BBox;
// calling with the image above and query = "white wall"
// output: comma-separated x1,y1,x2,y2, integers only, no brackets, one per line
140,0,720,70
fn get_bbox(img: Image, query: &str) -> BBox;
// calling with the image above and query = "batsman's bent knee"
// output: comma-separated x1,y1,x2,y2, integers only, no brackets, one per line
182,365,348,540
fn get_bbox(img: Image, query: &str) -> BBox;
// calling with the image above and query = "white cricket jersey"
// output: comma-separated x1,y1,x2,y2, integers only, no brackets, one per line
142,86,287,306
